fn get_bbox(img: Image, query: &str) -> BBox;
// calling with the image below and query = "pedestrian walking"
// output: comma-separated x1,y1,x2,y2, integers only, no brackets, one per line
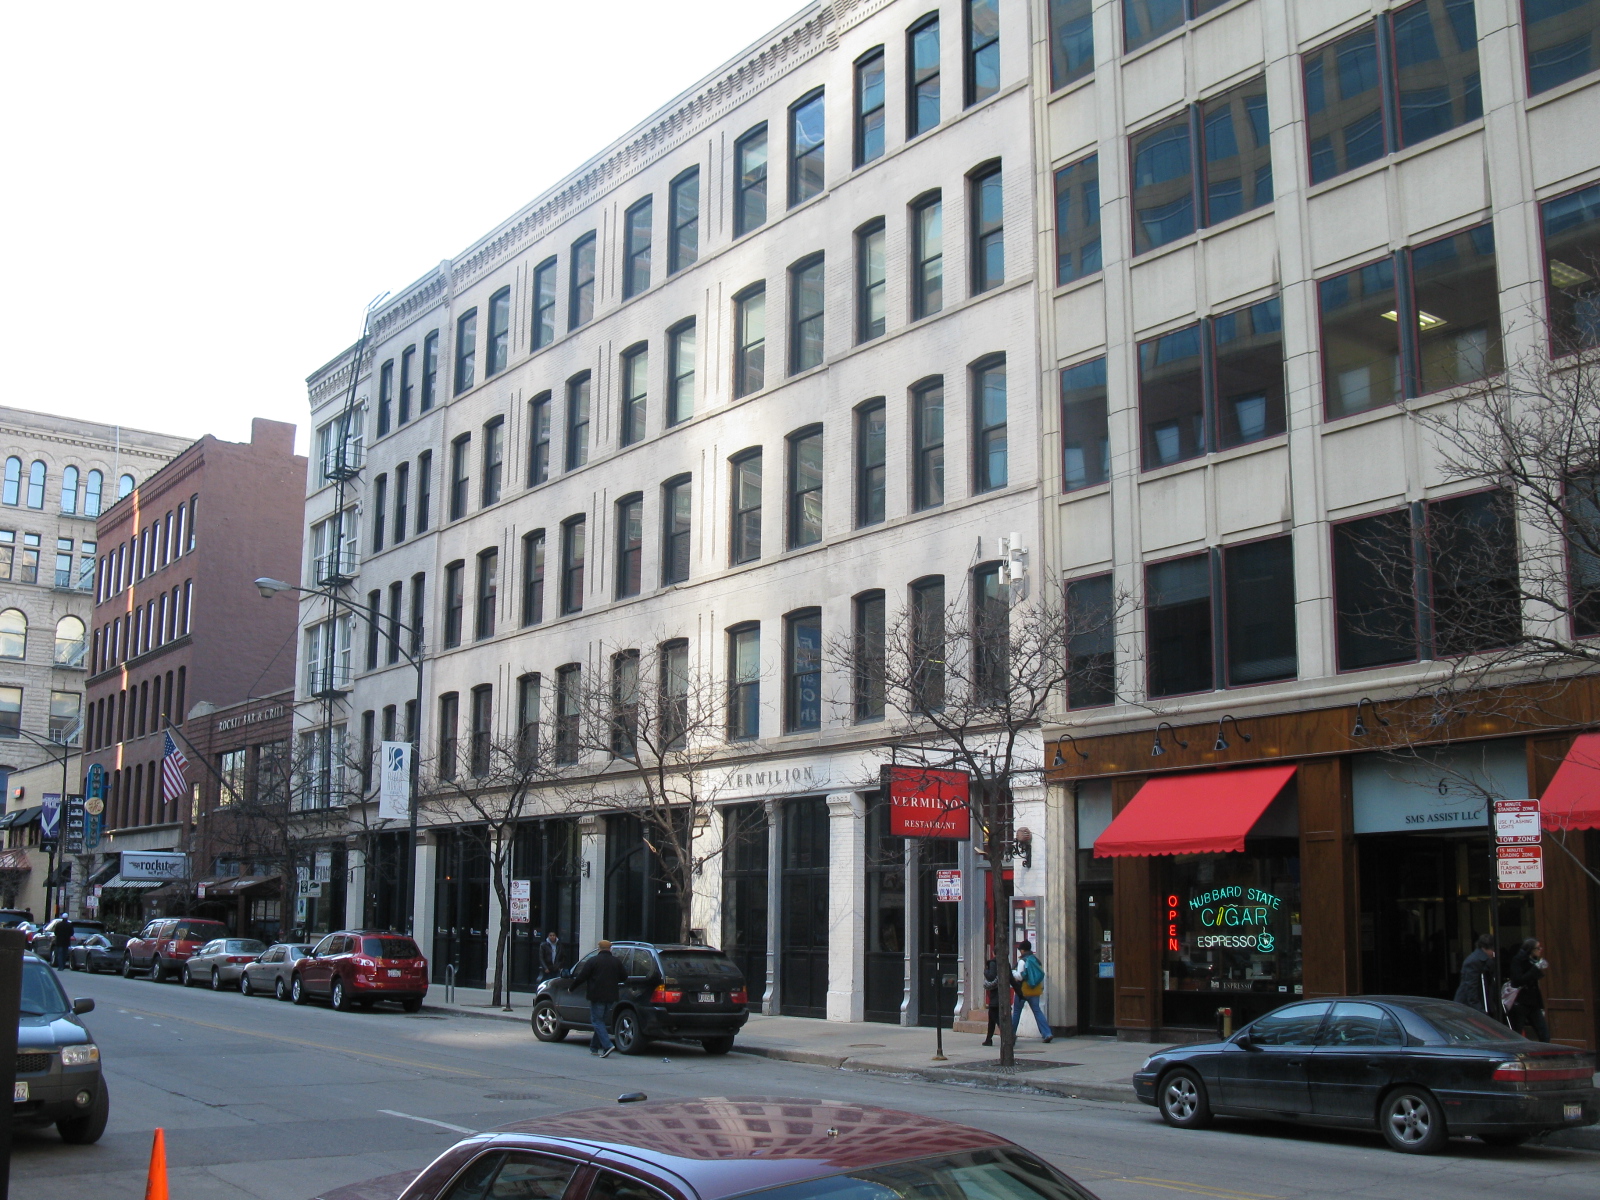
45,912,72,969
981,956,1000,1046
1010,940,1052,1043
1507,937,1551,1043
1454,933,1500,1016
538,931,562,984
567,939,627,1058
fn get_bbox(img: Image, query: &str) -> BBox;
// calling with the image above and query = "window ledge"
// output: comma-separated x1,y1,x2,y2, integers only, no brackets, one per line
1521,69,1600,114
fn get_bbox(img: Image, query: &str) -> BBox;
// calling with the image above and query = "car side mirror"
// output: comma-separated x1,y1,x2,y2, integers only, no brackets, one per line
1235,1033,1255,1050
73,998,95,1015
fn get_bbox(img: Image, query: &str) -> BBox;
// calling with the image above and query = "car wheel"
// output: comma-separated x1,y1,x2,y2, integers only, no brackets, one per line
1158,1068,1214,1129
122,956,136,980
291,974,308,1005
56,1080,110,1146
532,1001,568,1042
331,978,353,1012
240,972,254,997
611,1008,646,1055
701,1036,735,1055
401,997,423,1013
1381,1086,1447,1154
150,956,165,982
180,963,197,987
69,956,81,972
211,968,225,991
274,976,289,1002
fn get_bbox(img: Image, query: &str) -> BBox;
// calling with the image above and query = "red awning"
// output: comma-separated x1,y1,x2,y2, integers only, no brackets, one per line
1538,731,1600,832
1093,763,1299,857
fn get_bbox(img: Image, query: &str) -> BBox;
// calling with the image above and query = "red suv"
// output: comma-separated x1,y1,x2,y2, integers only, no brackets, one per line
290,930,428,1012
122,917,229,982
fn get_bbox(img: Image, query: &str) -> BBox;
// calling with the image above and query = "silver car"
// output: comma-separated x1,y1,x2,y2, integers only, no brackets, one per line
239,943,316,1000
182,939,268,990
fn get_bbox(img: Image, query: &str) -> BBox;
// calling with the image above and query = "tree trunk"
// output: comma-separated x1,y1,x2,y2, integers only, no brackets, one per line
489,834,506,1008
985,784,1017,1068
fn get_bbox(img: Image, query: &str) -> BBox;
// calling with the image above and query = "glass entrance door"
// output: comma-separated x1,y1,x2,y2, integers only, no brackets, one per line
432,828,490,987
916,838,959,1027
864,793,905,1023
721,803,769,993
1077,880,1115,1034
507,819,580,991
781,797,830,1017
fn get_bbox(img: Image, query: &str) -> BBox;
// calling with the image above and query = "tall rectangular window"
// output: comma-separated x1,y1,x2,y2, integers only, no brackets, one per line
965,0,1000,106
1054,154,1101,285
521,530,545,626
1543,183,1600,352
532,257,557,349
528,393,551,485
365,590,381,670
1201,78,1272,225
973,359,1007,492
1146,553,1212,697
620,346,648,447
788,428,824,548
735,285,766,397
1050,0,1094,88
517,673,540,761
555,665,580,764
731,451,762,564
438,692,459,780
855,49,886,165
615,495,643,599
377,360,394,436
668,320,695,425
449,434,470,521
908,14,940,137
387,581,402,664
393,463,409,544
421,330,439,411
1412,224,1503,393
785,610,822,732
857,222,887,342
735,125,768,236
1222,537,1297,685
669,168,699,273
972,563,1009,700
470,685,493,776
610,650,640,756
399,345,415,424
1066,573,1115,708
566,373,591,470
660,640,689,749
1523,0,1600,94
454,308,477,394
913,379,945,509
789,91,826,206
415,451,432,532
970,165,1004,294
624,197,653,299
853,591,886,721
1138,324,1205,469
410,572,425,656
371,474,387,553
790,255,825,373
444,561,464,648
1131,114,1194,254
561,515,585,615
1320,258,1400,419
476,548,498,640
487,287,511,376
482,417,504,506
728,625,761,740
1430,490,1522,656
1061,357,1109,491
911,194,943,318
662,476,692,585
856,401,886,527
1333,509,1418,670
911,575,946,711
569,233,596,329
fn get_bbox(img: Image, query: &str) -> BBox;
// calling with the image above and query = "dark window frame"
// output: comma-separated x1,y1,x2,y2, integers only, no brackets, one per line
566,373,591,471
789,253,826,374
964,0,1001,107
1053,152,1102,285
532,256,558,350
528,392,552,486
734,124,769,237
620,343,649,448
912,376,946,510
853,589,887,722
727,622,762,741
857,219,888,343
788,88,827,208
454,308,478,395
475,547,498,641
787,425,825,549
734,283,767,398
855,399,887,528
969,161,1005,295
1065,572,1115,709
421,331,439,411
667,319,696,426
784,607,823,732
730,449,763,565
910,190,944,319
623,196,653,299
907,12,942,138
569,232,597,330
615,493,644,600
443,560,465,649
1049,0,1095,89
521,529,546,627
661,474,692,586
487,286,512,376
560,515,586,616
972,356,1008,493
449,434,471,522
855,47,887,166
481,416,504,506
669,167,700,273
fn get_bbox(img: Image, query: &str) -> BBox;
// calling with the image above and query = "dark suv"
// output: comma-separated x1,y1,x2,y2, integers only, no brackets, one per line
530,941,748,1055
15,954,108,1144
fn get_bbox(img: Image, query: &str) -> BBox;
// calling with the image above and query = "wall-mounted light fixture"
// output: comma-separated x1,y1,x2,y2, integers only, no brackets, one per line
1213,714,1252,752
1151,722,1188,757
1052,733,1089,766
1351,696,1389,738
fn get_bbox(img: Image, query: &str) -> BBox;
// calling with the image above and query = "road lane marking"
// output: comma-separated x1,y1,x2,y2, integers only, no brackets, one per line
1121,1180,1284,1200
381,1109,478,1135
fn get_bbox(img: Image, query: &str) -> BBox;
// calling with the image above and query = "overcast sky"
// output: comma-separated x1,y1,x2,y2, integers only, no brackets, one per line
1,1,807,451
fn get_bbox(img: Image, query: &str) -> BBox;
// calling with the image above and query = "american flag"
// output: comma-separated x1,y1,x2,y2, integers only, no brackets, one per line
161,731,190,801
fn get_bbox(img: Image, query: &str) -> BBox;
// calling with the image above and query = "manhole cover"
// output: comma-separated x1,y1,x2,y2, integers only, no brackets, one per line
931,1059,1078,1074
485,1093,542,1100
848,1044,885,1048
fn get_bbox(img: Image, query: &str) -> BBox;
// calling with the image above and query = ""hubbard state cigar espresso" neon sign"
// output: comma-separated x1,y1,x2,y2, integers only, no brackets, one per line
1167,887,1286,953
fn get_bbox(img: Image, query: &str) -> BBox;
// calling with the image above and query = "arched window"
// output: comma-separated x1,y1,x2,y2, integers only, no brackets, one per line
54,616,85,667
0,609,26,659
60,466,79,514
2,457,18,506
118,473,134,499
26,461,46,509
84,470,103,517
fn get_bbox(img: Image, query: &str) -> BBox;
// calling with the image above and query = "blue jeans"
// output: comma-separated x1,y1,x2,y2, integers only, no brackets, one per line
588,1001,614,1052
1012,991,1051,1039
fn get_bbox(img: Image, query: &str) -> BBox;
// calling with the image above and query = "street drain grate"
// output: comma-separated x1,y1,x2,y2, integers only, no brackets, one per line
930,1059,1078,1074
485,1093,543,1101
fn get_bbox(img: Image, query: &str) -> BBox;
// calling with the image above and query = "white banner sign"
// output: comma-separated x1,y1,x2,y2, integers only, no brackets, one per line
120,851,188,881
509,879,531,924
378,741,412,822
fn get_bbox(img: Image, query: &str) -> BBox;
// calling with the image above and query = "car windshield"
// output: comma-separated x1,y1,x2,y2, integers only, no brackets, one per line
658,951,742,979
362,937,421,958
735,1149,1098,1200
174,922,225,941
19,959,71,1017
1406,1001,1528,1044
227,940,266,954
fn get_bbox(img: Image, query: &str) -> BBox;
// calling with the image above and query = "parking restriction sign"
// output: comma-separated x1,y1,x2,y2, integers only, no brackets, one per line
1496,844,1544,890
1493,799,1541,845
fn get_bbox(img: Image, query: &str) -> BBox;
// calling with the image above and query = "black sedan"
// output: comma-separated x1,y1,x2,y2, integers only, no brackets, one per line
1134,995,1597,1153
67,933,131,974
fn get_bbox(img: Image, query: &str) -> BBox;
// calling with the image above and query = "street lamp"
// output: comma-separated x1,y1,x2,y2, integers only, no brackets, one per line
254,577,425,938
6,725,76,919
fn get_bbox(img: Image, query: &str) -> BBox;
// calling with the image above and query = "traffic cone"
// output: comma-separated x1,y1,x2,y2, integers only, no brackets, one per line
145,1127,169,1200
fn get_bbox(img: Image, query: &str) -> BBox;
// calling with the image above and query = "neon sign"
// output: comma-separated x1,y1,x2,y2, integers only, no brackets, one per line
1184,887,1284,952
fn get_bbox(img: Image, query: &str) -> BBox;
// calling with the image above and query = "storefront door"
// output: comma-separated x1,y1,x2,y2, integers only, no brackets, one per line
781,797,829,1017
721,804,769,992
1077,871,1115,1034
916,838,959,1027
432,828,489,987
864,793,904,1023
604,813,682,943
508,819,580,991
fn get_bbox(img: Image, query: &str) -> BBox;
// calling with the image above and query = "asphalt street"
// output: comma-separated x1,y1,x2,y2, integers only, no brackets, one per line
12,971,1599,1200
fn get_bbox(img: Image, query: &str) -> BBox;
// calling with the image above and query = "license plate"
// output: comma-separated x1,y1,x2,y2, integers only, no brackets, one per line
387,969,402,978
698,992,716,1003
13,1082,26,1102
1566,1103,1583,1121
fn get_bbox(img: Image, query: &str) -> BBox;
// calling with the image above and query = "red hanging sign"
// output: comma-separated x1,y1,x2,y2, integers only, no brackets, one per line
885,765,971,838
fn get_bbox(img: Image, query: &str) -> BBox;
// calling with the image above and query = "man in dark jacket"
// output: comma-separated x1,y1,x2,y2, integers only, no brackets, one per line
537,931,562,984
568,940,628,1057
44,912,72,969
1508,938,1550,1043
1454,933,1499,1015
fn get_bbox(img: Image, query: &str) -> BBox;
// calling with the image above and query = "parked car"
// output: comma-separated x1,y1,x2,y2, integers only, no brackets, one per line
290,930,428,1012
122,917,229,982
531,941,748,1055
14,953,108,1144
314,1096,1104,1200
0,908,35,930
182,938,269,990
1134,995,1599,1153
34,919,108,962
67,933,132,974
240,942,316,1000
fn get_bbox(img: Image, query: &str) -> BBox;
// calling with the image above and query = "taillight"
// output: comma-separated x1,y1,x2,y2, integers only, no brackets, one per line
1496,1059,1592,1083
228,956,251,964
1493,1061,1526,1082
651,986,683,1003
730,988,748,1005
353,956,375,969
165,942,178,952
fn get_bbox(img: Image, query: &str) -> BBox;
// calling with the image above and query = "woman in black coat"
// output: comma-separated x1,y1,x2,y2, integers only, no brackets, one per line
1508,938,1550,1043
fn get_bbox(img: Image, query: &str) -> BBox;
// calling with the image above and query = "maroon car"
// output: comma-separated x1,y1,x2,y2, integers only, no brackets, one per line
122,917,228,982
290,929,428,1012
314,1097,1102,1200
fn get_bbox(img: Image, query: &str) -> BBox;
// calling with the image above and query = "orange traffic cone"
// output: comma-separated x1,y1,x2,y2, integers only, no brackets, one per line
145,1128,169,1200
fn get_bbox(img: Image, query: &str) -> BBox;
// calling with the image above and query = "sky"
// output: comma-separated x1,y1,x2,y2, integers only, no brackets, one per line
0,1,808,451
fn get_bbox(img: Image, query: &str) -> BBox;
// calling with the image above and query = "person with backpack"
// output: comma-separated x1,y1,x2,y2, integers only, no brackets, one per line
1010,939,1052,1042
